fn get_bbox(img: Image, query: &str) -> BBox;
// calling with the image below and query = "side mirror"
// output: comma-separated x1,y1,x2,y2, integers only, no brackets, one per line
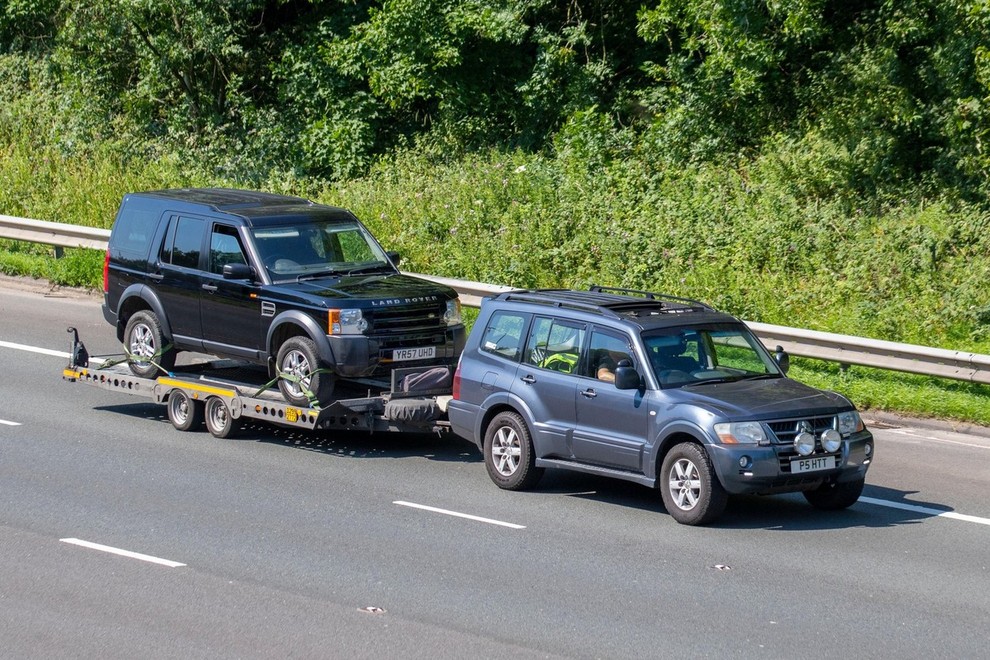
774,345,790,375
223,263,253,280
386,250,401,267
614,361,641,390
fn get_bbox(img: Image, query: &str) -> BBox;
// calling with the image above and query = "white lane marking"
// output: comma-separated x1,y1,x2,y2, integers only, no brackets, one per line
882,428,990,450
0,419,22,426
60,538,186,567
0,340,106,365
394,501,526,530
859,497,990,526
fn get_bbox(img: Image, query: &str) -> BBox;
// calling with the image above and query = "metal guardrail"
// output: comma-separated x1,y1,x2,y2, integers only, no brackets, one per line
3,214,989,385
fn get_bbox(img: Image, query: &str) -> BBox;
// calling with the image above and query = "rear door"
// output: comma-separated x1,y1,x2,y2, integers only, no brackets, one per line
156,214,208,348
571,327,651,472
511,316,586,460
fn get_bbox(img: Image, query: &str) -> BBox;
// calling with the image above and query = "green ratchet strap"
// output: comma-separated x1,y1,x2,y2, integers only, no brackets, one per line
97,343,175,377
252,367,335,410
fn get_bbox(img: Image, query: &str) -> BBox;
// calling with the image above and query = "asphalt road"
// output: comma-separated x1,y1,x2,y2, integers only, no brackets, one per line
1,277,989,658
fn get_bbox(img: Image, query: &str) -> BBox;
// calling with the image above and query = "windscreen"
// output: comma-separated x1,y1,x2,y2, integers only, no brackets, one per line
642,323,781,387
251,220,392,280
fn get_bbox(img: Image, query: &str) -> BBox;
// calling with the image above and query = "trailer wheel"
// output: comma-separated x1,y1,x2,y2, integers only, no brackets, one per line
204,396,240,439
167,389,203,432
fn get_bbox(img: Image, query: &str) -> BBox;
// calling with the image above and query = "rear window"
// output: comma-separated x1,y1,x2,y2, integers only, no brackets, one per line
109,207,158,255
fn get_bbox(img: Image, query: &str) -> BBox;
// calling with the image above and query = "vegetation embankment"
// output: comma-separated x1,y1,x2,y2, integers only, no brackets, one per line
1,1,989,424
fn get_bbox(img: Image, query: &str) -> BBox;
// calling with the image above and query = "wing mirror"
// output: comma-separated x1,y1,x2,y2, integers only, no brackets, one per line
774,345,790,375
222,263,253,280
614,359,642,390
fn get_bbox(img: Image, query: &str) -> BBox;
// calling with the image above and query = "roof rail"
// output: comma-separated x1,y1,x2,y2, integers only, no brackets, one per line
499,290,624,319
588,285,715,312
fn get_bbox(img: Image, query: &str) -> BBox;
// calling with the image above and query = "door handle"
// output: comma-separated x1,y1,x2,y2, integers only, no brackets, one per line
201,283,217,293
581,388,597,398
520,374,536,384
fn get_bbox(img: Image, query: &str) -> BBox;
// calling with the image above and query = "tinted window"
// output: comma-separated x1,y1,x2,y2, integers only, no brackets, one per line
525,317,585,374
478,311,528,361
209,224,247,274
161,216,205,269
110,207,158,254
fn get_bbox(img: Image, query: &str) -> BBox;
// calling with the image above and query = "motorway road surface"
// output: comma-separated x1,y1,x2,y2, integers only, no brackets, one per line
1,277,989,658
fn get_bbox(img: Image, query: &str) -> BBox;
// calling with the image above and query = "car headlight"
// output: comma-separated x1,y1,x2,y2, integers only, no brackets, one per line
714,422,768,445
328,308,367,334
794,431,816,456
444,299,462,326
837,410,864,436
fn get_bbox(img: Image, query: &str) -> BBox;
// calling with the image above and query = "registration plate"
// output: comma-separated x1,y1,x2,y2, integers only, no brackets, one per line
790,455,837,473
392,346,436,361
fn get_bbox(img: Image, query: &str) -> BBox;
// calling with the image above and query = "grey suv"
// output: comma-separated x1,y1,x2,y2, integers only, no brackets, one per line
448,287,874,525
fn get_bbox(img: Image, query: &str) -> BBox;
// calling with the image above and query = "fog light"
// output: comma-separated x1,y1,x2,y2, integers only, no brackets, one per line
794,431,815,456
739,455,752,469
821,429,842,453
864,442,873,456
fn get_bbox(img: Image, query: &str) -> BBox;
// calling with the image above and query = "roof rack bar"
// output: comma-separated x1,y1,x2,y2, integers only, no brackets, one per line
588,285,714,311
499,290,624,319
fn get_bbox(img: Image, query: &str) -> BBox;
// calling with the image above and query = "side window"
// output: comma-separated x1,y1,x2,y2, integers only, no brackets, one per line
209,224,247,274
160,215,206,269
585,329,635,382
525,317,585,374
478,311,528,361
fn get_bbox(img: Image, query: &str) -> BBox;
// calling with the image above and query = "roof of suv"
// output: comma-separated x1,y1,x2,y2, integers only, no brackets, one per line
133,188,355,226
490,287,741,330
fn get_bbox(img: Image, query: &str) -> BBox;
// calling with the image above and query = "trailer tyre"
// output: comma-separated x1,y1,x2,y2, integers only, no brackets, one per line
124,310,175,378
167,389,203,432
204,396,240,439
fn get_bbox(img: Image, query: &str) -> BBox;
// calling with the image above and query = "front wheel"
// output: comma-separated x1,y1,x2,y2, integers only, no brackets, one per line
276,336,335,407
483,411,543,490
803,477,865,510
659,442,728,526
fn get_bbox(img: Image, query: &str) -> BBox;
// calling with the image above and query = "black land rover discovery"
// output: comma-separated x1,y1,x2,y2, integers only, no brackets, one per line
102,188,465,406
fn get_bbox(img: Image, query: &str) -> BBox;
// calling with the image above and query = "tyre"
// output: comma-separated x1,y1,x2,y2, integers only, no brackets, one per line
276,336,335,407
483,411,544,490
659,442,728,525
124,310,176,378
166,389,203,432
204,396,240,439
802,477,865,510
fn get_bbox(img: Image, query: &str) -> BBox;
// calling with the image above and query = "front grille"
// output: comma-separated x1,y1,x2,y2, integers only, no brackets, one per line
767,416,836,444
368,301,447,334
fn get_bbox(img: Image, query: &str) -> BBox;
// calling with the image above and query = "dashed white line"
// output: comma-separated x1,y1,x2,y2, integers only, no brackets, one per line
60,538,186,567
859,497,990,526
394,501,526,529
0,419,22,426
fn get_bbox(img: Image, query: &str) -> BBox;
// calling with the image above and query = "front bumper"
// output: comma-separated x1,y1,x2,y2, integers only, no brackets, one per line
709,430,874,495
325,325,466,378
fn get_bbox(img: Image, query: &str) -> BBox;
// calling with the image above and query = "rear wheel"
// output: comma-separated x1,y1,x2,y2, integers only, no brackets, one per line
166,389,202,432
483,411,544,490
204,396,240,439
659,442,728,526
803,477,865,510
124,310,175,378
276,336,335,407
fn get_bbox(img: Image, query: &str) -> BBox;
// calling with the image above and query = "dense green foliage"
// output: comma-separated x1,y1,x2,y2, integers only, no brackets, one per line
2,1,990,421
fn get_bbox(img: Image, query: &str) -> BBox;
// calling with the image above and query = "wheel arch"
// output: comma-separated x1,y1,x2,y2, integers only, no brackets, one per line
116,284,172,343
266,311,334,371
650,422,717,483
475,393,536,451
